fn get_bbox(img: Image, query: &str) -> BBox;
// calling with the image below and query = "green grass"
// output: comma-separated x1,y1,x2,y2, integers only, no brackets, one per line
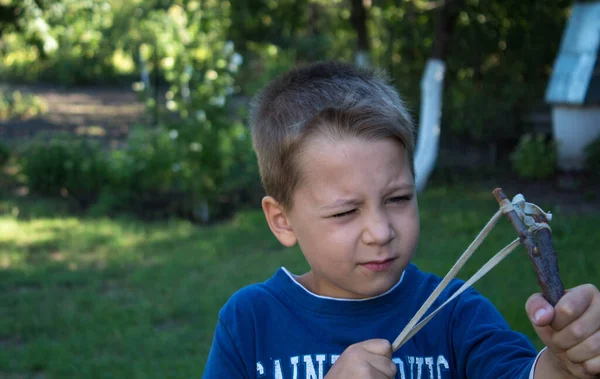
1,185,599,378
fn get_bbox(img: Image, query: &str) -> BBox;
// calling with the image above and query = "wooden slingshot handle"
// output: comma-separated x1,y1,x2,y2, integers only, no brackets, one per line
493,188,565,306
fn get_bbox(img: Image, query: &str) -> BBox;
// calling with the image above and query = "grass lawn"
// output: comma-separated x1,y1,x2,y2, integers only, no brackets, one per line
1,184,599,378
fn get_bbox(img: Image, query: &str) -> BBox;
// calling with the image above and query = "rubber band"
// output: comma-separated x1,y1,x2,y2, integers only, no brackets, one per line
392,209,504,351
391,194,553,352
393,238,520,351
499,199,515,214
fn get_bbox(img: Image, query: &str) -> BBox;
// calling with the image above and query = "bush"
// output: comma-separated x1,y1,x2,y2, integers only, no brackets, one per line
584,136,600,177
62,140,110,207
126,3,251,221
97,124,261,222
19,135,72,195
0,141,9,169
114,126,181,194
510,133,557,180
19,135,109,206
0,90,47,120
16,125,261,221
211,128,262,219
86,125,190,219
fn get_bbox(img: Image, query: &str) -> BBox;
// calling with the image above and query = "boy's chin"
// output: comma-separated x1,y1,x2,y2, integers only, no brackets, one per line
364,280,401,298
352,272,404,299
307,266,405,299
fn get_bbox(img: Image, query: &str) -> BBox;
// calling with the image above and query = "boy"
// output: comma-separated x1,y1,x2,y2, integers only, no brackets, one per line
203,61,600,378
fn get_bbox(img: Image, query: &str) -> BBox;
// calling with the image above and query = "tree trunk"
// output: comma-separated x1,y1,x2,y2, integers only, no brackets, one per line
350,0,370,67
431,0,461,60
414,0,462,191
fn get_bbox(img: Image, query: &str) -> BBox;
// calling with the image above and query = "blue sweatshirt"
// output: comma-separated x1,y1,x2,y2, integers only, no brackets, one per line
203,264,538,378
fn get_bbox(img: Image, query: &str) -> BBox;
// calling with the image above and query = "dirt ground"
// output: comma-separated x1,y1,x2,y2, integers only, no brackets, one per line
1,84,598,215
0,83,149,147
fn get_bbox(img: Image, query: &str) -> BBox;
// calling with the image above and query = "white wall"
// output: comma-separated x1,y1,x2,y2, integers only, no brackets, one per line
552,105,600,171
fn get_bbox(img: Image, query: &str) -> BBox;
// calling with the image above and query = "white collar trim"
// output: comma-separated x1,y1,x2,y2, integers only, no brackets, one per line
281,267,405,301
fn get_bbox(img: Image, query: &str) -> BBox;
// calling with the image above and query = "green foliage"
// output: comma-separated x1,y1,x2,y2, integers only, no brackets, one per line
19,135,72,195
584,136,600,177
510,133,557,180
94,126,185,218
114,126,181,194
0,0,123,84
19,135,110,205
91,123,259,221
369,1,572,142
127,1,260,220
444,81,519,141
0,90,47,120
236,42,297,96
0,140,10,169
1,0,576,146
228,0,573,144
16,120,260,221
1,0,580,218
62,140,111,208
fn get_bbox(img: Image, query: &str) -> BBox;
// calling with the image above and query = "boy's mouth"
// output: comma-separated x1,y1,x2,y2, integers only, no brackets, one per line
360,258,396,272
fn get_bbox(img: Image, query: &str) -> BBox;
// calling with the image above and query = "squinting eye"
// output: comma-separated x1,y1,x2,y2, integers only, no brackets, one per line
388,195,412,204
331,209,357,218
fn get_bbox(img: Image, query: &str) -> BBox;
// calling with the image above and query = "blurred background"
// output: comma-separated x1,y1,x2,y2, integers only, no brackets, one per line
0,0,599,377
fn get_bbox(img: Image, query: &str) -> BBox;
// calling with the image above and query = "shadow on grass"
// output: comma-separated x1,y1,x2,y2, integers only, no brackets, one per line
0,196,301,377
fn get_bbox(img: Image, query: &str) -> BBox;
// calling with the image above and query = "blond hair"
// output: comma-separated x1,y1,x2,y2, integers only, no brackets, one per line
250,61,415,210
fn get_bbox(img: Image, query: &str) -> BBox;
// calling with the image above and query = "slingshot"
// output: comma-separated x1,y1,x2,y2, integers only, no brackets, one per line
392,188,565,352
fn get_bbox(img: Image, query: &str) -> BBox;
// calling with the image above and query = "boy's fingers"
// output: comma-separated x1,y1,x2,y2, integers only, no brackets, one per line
552,293,600,350
566,331,600,364
366,354,398,378
550,285,596,331
360,339,393,358
581,355,600,376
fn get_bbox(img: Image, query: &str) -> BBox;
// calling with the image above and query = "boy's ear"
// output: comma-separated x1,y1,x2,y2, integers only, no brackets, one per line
262,196,297,247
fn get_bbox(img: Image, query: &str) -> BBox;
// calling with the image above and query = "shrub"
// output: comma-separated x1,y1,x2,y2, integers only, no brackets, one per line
584,136,600,177
99,124,261,222
510,133,557,180
127,3,250,221
62,140,110,207
19,135,109,206
0,141,9,169
0,90,47,120
211,126,262,219
88,125,186,219
19,135,72,195
115,126,182,194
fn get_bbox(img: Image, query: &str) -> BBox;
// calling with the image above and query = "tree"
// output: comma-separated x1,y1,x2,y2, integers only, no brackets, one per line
413,0,463,191
350,0,371,66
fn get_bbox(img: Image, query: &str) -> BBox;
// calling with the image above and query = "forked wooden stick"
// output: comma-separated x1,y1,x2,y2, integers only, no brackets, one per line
493,188,565,306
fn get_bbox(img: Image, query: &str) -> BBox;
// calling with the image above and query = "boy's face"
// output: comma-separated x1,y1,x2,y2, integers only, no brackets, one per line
269,136,419,299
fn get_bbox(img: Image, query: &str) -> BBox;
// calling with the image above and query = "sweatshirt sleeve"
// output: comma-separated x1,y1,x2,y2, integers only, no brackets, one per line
450,287,538,379
202,316,250,379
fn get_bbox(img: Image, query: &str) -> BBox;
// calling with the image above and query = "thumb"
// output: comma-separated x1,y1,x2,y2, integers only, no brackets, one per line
360,339,393,358
525,293,556,347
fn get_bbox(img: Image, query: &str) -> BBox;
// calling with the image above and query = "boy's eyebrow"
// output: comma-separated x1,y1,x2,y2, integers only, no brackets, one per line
387,183,416,192
319,198,362,210
319,184,415,210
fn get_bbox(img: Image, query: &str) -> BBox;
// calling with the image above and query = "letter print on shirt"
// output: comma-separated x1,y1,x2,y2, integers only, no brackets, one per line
256,354,450,379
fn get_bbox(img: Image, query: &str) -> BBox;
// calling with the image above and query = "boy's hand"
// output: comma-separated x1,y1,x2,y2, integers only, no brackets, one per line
325,339,397,379
526,284,600,378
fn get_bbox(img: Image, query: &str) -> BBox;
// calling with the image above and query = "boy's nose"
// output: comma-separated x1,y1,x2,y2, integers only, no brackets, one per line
362,210,395,246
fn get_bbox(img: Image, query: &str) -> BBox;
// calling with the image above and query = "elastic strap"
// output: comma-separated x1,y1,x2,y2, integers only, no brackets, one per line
392,194,552,352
